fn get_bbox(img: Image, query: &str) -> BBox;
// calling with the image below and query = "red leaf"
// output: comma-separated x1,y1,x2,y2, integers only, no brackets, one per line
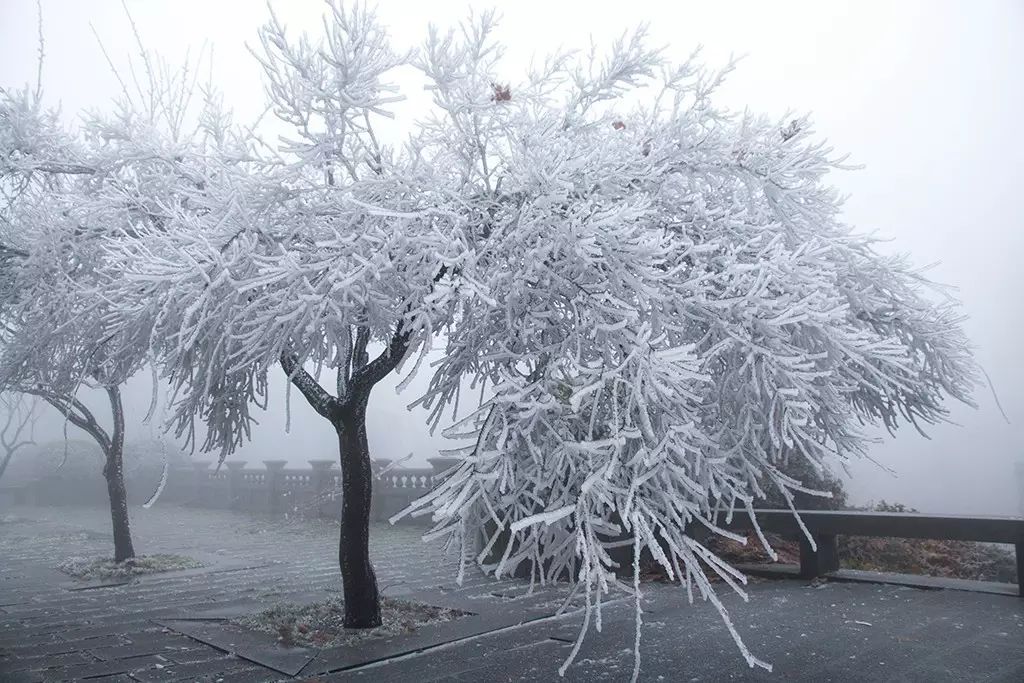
491,83,512,102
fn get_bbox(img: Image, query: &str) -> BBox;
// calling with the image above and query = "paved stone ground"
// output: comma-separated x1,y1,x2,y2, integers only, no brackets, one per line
0,502,490,682
1,502,1023,682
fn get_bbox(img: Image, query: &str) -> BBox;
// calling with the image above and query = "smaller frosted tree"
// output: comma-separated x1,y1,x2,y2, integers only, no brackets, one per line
0,45,233,562
0,86,140,559
82,3,455,628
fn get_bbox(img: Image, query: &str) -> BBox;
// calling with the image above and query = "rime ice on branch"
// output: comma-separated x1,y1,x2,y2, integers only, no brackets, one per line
396,12,978,675
2,3,978,677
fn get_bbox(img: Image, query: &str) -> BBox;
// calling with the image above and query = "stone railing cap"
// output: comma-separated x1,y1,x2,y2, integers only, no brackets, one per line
428,456,461,472
308,459,336,469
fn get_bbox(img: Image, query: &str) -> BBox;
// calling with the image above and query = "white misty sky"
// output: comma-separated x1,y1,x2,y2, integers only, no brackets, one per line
0,0,1021,515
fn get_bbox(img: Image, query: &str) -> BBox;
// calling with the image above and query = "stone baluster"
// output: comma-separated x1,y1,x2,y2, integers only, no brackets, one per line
224,461,247,511
190,461,212,507
263,460,288,514
309,459,336,518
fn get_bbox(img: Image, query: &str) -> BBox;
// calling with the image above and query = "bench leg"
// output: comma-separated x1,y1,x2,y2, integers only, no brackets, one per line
799,534,839,579
1016,542,1023,597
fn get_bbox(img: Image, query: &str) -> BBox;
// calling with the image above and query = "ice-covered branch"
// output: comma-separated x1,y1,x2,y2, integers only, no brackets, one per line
280,352,337,420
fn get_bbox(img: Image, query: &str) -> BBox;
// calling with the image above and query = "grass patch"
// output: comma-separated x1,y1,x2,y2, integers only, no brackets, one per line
233,596,469,648
57,553,202,579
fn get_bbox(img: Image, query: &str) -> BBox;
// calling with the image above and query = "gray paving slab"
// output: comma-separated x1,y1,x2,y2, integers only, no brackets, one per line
34,654,164,681
0,651,99,675
87,635,201,662
62,576,135,591
157,619,316,676
125,655,268,683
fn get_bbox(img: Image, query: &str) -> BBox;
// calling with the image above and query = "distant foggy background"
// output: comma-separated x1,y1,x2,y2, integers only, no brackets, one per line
0,0,1020,515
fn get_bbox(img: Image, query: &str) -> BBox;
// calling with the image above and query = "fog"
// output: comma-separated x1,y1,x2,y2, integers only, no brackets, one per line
1,0,1020,515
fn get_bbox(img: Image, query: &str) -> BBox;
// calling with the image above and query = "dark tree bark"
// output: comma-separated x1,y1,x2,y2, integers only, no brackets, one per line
37,384,135,563
281,320,412,629
334,395,380,627
102,386,135,562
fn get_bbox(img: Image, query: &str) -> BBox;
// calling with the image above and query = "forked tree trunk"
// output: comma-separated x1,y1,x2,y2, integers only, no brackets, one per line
281,321,415,630
36,384,137,563
334,397,381,628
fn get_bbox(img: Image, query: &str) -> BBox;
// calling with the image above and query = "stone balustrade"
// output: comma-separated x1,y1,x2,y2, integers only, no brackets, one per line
10,456,457,525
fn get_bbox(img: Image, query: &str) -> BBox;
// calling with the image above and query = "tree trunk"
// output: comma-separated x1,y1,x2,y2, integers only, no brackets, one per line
279,326,415,630
0,449,13,481
334,397,381,628
103,446,135,563
33,384,137,562
104,386,135,563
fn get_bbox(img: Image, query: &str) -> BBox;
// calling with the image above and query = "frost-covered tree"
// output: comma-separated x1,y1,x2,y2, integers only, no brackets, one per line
396,21,977,673
18,3,977,675
91,4,453,628
394,22,977,674
0,393,37,482
0,41,232,562
0,85,140,561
